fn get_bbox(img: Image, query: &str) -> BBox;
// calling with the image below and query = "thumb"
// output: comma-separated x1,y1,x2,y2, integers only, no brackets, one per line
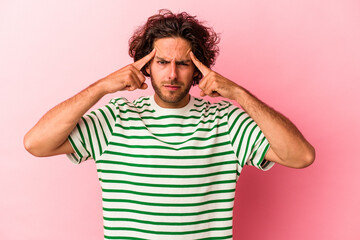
140,82,148,90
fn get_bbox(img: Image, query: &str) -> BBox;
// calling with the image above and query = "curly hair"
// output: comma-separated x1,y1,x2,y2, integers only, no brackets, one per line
128,9,220,85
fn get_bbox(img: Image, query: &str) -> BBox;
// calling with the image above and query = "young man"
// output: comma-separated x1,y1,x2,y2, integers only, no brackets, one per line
24,9,315,240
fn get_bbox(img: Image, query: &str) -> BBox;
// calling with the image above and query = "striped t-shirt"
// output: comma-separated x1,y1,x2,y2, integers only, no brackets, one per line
67,95,274,240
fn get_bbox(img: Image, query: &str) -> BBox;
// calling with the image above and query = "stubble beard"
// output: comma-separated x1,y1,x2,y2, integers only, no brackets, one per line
150,74,192,104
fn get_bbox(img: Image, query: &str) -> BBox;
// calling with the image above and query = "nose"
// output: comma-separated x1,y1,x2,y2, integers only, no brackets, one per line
168,61,177,80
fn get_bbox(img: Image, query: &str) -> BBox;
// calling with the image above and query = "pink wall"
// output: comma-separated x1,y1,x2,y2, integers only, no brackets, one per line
1,0,359,239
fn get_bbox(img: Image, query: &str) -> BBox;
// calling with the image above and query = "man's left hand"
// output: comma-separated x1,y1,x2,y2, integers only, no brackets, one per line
190,51,241,100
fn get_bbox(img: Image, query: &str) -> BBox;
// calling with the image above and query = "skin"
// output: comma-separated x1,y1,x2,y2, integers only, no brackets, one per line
23,48,157,157
24,36,315,168
147,37,195,108
189,51,315,168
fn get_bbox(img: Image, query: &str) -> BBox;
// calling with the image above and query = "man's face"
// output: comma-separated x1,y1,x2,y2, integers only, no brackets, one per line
146,37,196,108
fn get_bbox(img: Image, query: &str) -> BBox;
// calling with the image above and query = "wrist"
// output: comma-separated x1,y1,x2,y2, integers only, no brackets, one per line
234,86,249,106
88,79,109,99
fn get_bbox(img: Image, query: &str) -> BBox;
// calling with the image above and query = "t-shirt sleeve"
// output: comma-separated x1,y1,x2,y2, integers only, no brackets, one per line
66,101,118,164
226,102,274,171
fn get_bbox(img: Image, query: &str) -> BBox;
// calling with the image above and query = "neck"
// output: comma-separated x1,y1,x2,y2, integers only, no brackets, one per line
154,94,190,108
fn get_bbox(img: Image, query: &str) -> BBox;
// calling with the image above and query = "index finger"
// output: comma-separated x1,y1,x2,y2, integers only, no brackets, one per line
132,48,156,70
190,51,211,76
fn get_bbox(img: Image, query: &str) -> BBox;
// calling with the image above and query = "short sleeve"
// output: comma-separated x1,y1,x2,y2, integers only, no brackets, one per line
66,101,118,164
226,103,274,171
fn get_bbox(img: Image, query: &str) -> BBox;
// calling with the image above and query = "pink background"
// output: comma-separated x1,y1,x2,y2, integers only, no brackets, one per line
1,0,359,239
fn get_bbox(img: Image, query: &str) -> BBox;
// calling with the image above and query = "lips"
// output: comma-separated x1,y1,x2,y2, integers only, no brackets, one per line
164,85,181,91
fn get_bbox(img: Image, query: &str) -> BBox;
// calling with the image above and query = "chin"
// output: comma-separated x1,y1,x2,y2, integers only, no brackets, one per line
160,94,185,103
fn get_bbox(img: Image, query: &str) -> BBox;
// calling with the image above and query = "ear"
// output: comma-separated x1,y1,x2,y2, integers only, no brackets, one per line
145,63,150,75
193,69,200,78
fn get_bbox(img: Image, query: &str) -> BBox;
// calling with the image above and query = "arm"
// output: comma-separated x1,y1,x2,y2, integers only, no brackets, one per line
234,87,315,168
190,52,315,169
24,49,156,157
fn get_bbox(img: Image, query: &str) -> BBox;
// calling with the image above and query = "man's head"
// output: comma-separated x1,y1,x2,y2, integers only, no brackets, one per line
129,9,220,85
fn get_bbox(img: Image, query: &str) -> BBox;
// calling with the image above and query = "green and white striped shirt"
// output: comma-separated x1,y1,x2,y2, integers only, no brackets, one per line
67,95,274,240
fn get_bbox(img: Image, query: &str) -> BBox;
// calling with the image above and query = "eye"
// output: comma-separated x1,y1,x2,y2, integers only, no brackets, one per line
177,62,189,66
157,61,167,65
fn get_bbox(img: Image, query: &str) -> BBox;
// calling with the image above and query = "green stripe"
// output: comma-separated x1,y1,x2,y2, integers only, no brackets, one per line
103,217,232,226
249,131,263,166
197,235,233,240
231,116,251,147
97,169,237,178
104,236,147,240
111,99,135,110
111,132,228,145
108,140,231,151
132,97,150,105
227,107,238,121
116,110,223,121
76,124,86,145
104,234,233,239
102,188,235,198
193,101,207,108
239,124,257,166
97,159,237,169
75,123,91,158
99,178,236,188
258,143,270,168
103,226,232,235
229,111,247,134
69,153,78,163
114,122,228,137
120,109,155,114
114,121,227,133
248,137,266,165
190,104,229,113
136,103,151,108
102,150,234,160
68,136,82,160
237,120,254,166
102,198,234,207
105,104,116,121
109,99,153,111
99,108,114,135
82,116,96,159
114,113,228,129
251,138,267,167
98,116,109,146
96,107,113,146
102,207,233,216
88,114,103,155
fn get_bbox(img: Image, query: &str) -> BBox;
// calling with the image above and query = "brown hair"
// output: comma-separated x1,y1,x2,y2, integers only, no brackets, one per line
128,9,220,85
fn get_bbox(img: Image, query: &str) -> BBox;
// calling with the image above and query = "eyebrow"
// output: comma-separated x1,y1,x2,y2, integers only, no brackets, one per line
155,56,191,64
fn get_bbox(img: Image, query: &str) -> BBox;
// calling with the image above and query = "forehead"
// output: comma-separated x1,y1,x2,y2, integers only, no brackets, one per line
153,37,191,60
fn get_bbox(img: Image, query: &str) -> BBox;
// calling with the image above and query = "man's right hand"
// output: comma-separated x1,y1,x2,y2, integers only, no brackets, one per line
99,48,156,94
24,49,156,157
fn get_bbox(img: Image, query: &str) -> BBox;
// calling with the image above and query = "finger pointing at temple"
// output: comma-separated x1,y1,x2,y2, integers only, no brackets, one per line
190,51,211,76
132,48,156,70
99,48,156,93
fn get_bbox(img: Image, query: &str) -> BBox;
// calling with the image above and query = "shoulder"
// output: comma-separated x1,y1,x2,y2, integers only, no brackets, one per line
108,96,154,116
109,97,131,107
192,97,234,112
109,96,149,109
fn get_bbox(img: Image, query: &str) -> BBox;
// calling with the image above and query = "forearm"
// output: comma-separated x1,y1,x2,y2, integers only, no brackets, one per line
189,52,315,168
24,50,156,157
235,87,315,168
24,80,107,157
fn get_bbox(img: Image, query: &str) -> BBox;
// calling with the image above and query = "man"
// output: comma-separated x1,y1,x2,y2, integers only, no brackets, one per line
24,9,315,240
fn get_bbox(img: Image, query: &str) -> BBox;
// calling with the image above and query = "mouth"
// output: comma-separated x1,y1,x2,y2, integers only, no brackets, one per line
164,85,181,91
